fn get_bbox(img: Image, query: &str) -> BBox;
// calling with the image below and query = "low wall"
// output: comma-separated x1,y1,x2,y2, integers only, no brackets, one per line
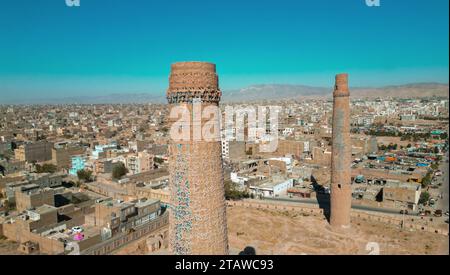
227,200,325,216
227,200,449,236
2,222,65,254
81,212,169,255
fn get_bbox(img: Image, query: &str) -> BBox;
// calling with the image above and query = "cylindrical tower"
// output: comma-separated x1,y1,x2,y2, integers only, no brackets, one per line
166,61,228,255
330,73,352,229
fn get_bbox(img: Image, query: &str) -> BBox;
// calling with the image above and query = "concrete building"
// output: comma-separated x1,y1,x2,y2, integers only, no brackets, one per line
69,155,86,176
383,181,421,211
51,145,84,169
0,159,25,176
166,62,228,255
15,188,55,212
330,74,352,229
249,175,294,198
1,188,168,255
5,173,63,203
126,151,154,175
14,141,53,163
92,143,118,159
276,140,304,159
221,140,246,160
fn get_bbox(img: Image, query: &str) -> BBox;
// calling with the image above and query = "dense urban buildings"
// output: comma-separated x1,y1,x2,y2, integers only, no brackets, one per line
0,74,448,255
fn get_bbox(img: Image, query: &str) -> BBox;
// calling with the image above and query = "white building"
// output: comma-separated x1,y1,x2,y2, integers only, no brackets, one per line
249,176,294,198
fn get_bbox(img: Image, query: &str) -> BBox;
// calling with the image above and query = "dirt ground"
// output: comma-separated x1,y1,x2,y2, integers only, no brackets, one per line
227,206,449,255
0,239,21,255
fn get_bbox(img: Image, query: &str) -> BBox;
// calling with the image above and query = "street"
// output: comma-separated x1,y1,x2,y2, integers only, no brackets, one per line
437,152,449,213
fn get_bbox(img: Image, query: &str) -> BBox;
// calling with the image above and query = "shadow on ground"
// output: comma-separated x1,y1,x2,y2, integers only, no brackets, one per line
238,246,257,255
311,175,331,222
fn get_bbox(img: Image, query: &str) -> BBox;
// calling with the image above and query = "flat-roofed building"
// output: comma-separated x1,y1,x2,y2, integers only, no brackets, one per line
14,141,54,163
383,181,421,211
249,175,294,198
15,188,55,212
51,145,84,169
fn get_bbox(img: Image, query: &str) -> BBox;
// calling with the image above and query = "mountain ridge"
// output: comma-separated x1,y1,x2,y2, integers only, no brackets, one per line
1,83,448,104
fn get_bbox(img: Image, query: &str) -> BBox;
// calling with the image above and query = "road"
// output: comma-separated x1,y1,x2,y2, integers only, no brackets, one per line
437,152,449,213
262,196,417,216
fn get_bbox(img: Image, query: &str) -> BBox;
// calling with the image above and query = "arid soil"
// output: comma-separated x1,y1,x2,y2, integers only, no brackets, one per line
227,206,449,255
0,239,21,255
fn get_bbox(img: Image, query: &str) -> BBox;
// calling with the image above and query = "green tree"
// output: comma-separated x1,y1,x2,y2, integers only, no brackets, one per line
433,147,440,154
77,169,93,182
421,171,433,188
35,163,57,173
224,180,250,200
112,163,128,180
419,191,430,205
154,157,164,165
4,200,16,211
430,163,439,171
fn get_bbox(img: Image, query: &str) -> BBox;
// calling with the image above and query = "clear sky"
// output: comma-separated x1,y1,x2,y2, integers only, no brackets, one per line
0,0,448,102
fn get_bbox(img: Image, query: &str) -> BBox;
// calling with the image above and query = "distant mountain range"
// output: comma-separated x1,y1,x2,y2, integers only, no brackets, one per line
3,83,448,104
222,83,449,103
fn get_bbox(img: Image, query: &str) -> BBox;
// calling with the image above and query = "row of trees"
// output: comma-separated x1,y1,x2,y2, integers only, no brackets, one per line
421,158,441,188
76,165,128,182
35,163,57,174
419,191,430,205
368,130,398,137
224,180,253,200
112,163,128,180
421,171,433,188
378,143,398,151
77,169,93,182
400,133,432,142
74,163,129,184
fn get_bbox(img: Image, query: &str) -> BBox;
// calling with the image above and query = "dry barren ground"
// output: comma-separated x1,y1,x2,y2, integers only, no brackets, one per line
0,239,21,255
227,206,449,255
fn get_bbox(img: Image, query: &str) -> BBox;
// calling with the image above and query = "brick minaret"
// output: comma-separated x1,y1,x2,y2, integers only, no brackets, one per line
330,73,352,229
166,62,228,255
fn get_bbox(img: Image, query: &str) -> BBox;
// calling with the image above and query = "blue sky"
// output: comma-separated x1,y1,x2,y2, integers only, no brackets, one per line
0,0,448,102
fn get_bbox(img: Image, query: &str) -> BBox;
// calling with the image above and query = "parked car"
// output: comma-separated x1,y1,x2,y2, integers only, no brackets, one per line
434,210,443,217
445,211,449,216
71,226,84,233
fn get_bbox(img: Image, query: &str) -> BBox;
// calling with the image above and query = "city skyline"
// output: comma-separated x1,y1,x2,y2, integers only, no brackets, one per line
0,0,449,103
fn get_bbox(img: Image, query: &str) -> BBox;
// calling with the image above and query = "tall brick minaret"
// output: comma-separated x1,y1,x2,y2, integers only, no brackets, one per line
330,73,352,229
166,62,228,255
